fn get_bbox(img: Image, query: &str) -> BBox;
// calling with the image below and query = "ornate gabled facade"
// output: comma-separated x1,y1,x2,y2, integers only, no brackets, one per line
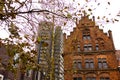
63,15,119,80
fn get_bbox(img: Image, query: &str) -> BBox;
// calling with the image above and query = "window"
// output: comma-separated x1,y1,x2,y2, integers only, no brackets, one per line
90,59,94,68
98,58,108,69
88,44,92,51
85,59,94,69
78,62,82,69
73,61,77,69
84,44,92,51
73,59,82,69
77,45,81,52
84,44,88,51
100,77,110,80
83,35,91,40
95,44,99,50
73,77,82,80
83,29,91,40
85,59,89,69
86,77,96,80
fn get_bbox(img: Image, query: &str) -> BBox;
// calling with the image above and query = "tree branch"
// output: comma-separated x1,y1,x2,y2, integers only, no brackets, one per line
0,9,67,20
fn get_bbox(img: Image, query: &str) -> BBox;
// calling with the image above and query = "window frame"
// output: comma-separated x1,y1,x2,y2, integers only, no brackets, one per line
85,59,94,69
98,58,108,69
84,44,92,51
73,59,82,69
82,29,91,40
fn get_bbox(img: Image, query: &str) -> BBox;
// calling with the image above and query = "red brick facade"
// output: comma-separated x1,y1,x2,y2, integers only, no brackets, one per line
63,16,119,80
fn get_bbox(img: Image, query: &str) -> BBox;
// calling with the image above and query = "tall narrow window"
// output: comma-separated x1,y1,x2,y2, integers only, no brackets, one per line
84,44,88,51
96,44,99,51
78,61,82,69
98,58,102,69
90,59,94,68
85,59,89,69
88,44,92,51
73,61,77,69
102,58,108,68
77,45,81,52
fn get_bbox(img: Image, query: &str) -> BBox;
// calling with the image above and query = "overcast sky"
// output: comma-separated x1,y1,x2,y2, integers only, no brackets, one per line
92,0,120,50
64,0,120,50
0,0,120,50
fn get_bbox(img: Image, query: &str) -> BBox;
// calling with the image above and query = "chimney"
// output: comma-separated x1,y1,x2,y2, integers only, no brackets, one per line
92,16,95,22
108,30,115,50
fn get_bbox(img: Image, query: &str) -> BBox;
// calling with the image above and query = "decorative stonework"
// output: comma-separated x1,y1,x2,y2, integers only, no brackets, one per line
64,16,119,80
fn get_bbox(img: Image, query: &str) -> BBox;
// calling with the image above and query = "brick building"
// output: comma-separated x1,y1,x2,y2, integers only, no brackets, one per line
116,50,120,67
116,50,120,79
63,15,119,80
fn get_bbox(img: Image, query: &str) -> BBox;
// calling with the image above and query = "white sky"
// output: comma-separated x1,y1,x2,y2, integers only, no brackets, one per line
0,0,120,50
93,0,120,50
65,0,120,50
